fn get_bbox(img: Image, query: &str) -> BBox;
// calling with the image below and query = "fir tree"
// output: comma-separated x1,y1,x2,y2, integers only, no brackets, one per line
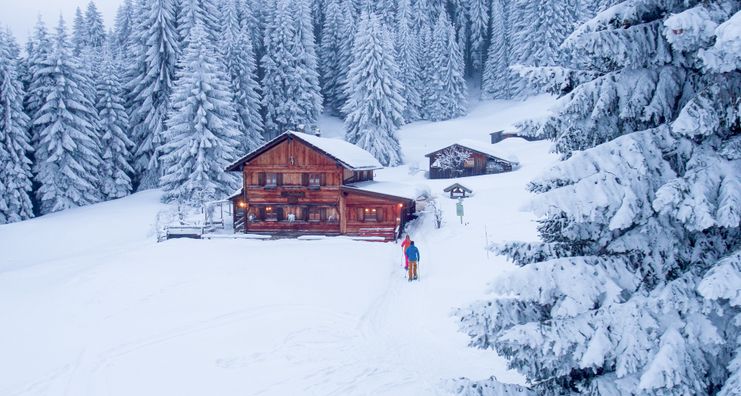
114,0,135,52
0,30,34,223
33,17,103,215
127,0,179,190
161,22,241,205
395,0,422,123
457,2,741,394
319,0,354,116
177,0,221,49
289,0,323,129
24,18,53,143
510,0,579,68
426,11,467,121
85,1,107,49
72,7,87,55
481,0,514,99
466,0,489,74
96,47,134,199
221,0,265,152
261,0,321,137
343,12,404,166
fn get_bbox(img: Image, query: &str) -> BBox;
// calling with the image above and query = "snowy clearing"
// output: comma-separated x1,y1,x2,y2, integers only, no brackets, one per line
0,97,557,396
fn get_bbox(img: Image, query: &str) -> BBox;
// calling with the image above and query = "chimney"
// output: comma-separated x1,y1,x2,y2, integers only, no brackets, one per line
314,127,321,137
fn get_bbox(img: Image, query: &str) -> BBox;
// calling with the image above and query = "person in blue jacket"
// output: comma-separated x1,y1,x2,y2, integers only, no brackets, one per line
405,241,420,281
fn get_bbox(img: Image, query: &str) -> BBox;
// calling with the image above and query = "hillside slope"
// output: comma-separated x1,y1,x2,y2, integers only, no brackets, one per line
0,96,557,396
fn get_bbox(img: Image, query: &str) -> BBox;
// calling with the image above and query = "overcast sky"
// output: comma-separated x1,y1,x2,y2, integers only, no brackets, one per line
0,0,122,45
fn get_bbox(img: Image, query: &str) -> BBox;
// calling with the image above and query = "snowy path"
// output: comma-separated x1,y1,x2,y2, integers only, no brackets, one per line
0,97,557,395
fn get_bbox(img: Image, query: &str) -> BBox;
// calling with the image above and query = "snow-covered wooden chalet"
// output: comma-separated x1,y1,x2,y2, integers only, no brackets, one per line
226,131,416,241
425,140,519,179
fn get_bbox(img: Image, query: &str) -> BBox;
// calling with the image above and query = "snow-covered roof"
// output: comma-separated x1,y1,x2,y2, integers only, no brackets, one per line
427,139,519,164
227,131,383,171
343,181,424,201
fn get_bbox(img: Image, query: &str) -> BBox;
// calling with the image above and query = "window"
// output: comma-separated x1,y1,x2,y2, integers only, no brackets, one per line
264,206,278,221
265,173,278,187
308,207,321,222
309,173,322,188
463,157,475,168
362,208,378,222
326,207,339,223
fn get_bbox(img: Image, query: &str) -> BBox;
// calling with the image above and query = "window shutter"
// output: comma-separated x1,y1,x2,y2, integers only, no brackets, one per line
276,173,283,186
303,206,310,221
302,173,309,186
320,208,327,221
319,173,326,186
258,172,266,185
259,207,266,220
377,208,384,222
276,207,284,221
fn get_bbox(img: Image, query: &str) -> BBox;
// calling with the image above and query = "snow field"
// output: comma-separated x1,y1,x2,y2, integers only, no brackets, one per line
0,97,557,395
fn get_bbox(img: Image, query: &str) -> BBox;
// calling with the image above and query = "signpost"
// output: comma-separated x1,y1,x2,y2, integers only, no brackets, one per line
456,198,464,224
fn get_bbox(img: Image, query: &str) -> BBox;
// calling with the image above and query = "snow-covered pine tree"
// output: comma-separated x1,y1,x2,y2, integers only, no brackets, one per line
127,0,179,190
221,0,265,153
261,0,321,138
481,0,515,99
24,18,53,143
395,0,422,123
289,0,323,129
457,2,741,394
114,0,135,51
85,1,107,49
411,0,442,33
319,0,355,116
342,12,404,166
161,22,241,206
510,0,579,68
0,29,34,223
72,7,87,55
177,0,221,48
466,0,489,74
417,24,434,120
96,46,134,199
241,0,265,63
33,17,103,215
426,11,467,121
371,0,397,27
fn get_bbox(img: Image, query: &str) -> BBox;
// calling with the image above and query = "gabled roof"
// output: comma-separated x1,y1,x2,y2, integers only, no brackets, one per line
425,139,518,164
443,183,473,193
226,131,383,172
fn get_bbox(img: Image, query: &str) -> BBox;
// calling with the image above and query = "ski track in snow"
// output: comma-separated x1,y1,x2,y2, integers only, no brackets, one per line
0,97,558,396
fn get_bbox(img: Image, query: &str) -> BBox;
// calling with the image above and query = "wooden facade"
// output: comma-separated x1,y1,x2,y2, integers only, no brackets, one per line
227,132,415,241
425,143,518,180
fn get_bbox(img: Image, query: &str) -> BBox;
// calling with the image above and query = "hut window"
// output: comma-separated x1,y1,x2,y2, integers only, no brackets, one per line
308,207,321,222
464,157,475,168
362,208,378,222
326,207,339,223
265,173,278,187
264,206,278,221
309,173,322,188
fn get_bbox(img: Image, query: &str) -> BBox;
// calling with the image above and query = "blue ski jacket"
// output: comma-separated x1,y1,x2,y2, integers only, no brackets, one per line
405,245,420,261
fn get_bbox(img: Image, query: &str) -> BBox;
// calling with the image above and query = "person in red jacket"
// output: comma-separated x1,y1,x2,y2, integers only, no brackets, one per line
401,235,412,270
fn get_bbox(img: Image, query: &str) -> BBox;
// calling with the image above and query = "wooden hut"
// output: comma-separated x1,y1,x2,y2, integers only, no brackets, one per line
425,140,519,179
226,131,415,241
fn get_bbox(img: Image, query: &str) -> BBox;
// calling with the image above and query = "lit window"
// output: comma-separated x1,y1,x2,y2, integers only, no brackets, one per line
363,208,378,222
